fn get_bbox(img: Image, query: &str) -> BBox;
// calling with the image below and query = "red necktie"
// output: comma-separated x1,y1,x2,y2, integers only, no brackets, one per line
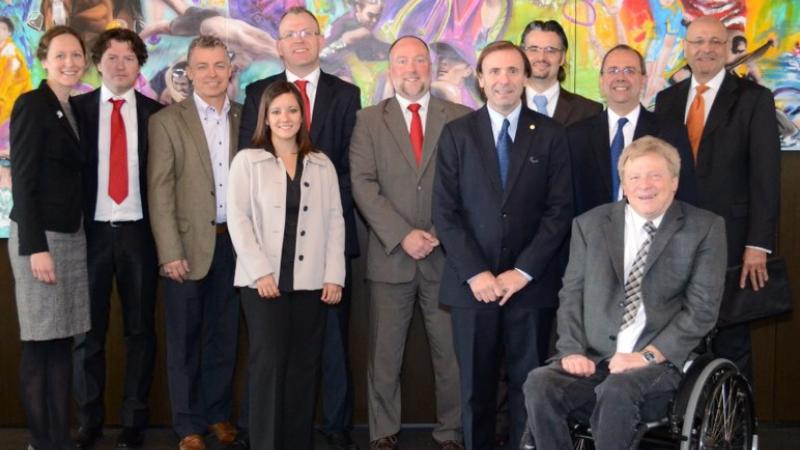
408,103,423,166
294,79,312,131
686,84,709,163
108,98,128,204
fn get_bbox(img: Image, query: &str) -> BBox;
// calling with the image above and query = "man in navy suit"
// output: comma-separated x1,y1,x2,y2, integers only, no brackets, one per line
432,41,573,450
655,16,780,379
71,28,162,449
569,44,698,216
238,7,361,450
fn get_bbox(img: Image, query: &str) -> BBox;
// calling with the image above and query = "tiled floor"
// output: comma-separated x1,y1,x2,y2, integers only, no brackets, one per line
0,424,798,450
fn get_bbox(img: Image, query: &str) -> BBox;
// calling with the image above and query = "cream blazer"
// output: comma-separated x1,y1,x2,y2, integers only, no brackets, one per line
227,148,345,290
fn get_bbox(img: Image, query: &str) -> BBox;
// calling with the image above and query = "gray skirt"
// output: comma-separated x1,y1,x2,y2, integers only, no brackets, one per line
8,221,90,341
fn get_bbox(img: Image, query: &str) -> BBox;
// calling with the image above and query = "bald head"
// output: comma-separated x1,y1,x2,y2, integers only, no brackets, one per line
685,16,728,83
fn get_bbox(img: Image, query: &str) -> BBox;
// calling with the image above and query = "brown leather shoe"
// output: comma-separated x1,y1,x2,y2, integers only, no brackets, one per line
178,434,205,450
437,440,463,450
208,422,237,444
369,434,398,450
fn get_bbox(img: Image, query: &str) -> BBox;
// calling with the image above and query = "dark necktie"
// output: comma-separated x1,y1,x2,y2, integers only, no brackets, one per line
496,118,511,188
109,98,128,204
294,79,311,131
621,221,657,330
408,103,423,166
610,117,629,201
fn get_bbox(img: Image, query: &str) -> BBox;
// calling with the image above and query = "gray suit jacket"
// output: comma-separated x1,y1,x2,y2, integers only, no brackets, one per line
350,95,471,283
556,200,727,367
148,96,242,280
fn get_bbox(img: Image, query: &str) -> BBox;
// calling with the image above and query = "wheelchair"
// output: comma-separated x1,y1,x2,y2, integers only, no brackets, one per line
569,335,757,450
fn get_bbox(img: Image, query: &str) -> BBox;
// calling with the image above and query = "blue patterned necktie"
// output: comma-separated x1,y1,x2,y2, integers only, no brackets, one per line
621,221,657,330
610,117,629,201
496,118,512,188
533,95,549,116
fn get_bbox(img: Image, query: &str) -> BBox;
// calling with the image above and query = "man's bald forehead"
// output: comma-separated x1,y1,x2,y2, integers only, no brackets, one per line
687,16,727,36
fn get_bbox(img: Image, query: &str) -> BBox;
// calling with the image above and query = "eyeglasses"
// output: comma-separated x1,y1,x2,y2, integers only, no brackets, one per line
521,45,563,55
685,38,727,48
279,29,321,40
601,66,640,76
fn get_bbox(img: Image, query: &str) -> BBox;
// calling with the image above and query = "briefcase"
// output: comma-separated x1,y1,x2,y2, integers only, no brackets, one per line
717,256,793,328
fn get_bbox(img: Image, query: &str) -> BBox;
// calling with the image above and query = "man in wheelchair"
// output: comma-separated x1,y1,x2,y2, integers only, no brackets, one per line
521,136,728,450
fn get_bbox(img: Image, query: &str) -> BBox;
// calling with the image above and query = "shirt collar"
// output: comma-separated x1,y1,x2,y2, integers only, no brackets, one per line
286,66,322,89
395,91,431,113
100,84,136,104
526,82,559,106
193,91,231,116
487,102,522,128
607,104,641,128
625,203,665,229
690,68,725,92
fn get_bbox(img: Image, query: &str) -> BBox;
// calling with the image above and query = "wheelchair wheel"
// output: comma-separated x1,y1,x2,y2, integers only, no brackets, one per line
679,359,755,450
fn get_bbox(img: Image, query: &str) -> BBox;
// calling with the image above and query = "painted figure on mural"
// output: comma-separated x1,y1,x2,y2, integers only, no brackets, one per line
321,0,391,83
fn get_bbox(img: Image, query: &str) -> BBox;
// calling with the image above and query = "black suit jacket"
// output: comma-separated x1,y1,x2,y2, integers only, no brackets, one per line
239,71,361,257
9,82,86,255
568,106,698,216
71,88,164,224
433,105,573,309
655,73,780,265
552,88,604,127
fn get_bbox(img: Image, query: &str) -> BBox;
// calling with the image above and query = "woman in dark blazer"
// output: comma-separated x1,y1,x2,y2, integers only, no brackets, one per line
8,26,90,450
227,81,345,450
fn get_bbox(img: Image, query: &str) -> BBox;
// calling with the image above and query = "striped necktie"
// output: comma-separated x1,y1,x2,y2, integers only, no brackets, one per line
621,220,657,330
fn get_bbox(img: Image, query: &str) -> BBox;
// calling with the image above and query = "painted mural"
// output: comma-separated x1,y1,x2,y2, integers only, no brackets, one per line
0,0,798,237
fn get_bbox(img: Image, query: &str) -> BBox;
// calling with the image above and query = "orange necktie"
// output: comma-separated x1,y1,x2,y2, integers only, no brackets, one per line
686,84,709,163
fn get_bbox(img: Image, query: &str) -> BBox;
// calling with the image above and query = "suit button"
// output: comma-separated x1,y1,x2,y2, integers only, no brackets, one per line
300,230,306,236
303,206,308,211
619,302,624,307
210,220,215,225
304,181,310,187
609,335,617,341
417,185,422,191
298,255,304,261
210,191,215,196
502,212,508,219
502,247,508,252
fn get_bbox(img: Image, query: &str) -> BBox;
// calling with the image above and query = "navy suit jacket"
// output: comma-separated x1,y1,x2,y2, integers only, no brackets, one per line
239,70,361,257
567,106,699,216
655,73,780,265
433,105,573,309
71,88,164,224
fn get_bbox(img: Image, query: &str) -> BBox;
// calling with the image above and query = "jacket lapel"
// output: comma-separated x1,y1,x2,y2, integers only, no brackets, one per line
179,97,214,182
228,104,241,162
43,82,80,145
643,201,684,276
419,97,447,177
310,72,333,143
552,90,572,124
85,89,102,165
591,111,613,198
634,107,659,139
472,107,504,197
502,107,536,204
383,98,418,171
603,201,627,285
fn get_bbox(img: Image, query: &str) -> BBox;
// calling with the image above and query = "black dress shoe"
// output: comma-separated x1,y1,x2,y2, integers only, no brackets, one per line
327,431,359,450
116,427,144,448
75,427,102,449
224,438,250,450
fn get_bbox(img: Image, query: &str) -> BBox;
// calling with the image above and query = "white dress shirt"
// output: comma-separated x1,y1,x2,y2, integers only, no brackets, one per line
684,68,725,123
286,67,322,123
607,105,642,200
616,205,664,354
193,92,231,224
395,91,431,134
525,82,560,118
95,85,143,222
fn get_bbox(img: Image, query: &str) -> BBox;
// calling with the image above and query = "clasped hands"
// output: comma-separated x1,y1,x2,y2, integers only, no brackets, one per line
468,270,529,306
401,229,439,260
561,346,664,377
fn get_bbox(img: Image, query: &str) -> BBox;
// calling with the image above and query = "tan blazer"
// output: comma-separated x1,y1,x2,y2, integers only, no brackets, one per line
147,96,242,280
227,149,345,290
350,95,471,283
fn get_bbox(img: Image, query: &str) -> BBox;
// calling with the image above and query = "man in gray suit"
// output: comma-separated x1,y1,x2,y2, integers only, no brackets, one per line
350,35,470,450
521,136,727,450
148,36,242,450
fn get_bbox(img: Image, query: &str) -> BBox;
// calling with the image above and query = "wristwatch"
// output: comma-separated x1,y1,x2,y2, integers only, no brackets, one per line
642,350,657,364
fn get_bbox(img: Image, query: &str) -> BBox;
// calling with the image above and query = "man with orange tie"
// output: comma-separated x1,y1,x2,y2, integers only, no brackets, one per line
350,35,470,450
655,15,780,379
238,7,361,450
71,28,162,450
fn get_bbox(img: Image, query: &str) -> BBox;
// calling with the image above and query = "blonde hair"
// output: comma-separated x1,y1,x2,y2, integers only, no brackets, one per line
618,136,681,180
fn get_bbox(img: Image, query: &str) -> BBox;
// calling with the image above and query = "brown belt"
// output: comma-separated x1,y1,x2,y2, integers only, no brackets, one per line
216,223,227,235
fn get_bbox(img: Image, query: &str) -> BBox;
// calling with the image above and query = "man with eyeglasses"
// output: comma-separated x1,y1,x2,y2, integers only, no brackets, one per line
655,16,780,380
238,6,362,450
519,20,602,126
568,44,697,217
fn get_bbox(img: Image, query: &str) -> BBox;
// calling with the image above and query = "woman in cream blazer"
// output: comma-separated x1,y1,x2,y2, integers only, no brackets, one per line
227,81,345,450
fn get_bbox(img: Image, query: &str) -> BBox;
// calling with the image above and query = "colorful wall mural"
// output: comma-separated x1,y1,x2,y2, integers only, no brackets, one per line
1,0,799,237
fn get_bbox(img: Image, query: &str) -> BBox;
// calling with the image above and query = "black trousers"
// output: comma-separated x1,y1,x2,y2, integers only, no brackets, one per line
20,338,74,450
241,287,327,450
73,220,158,429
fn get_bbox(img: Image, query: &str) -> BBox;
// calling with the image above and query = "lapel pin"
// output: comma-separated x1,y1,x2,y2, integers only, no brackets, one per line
56,110,64,119
529,124,535,130
529,156,539,164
